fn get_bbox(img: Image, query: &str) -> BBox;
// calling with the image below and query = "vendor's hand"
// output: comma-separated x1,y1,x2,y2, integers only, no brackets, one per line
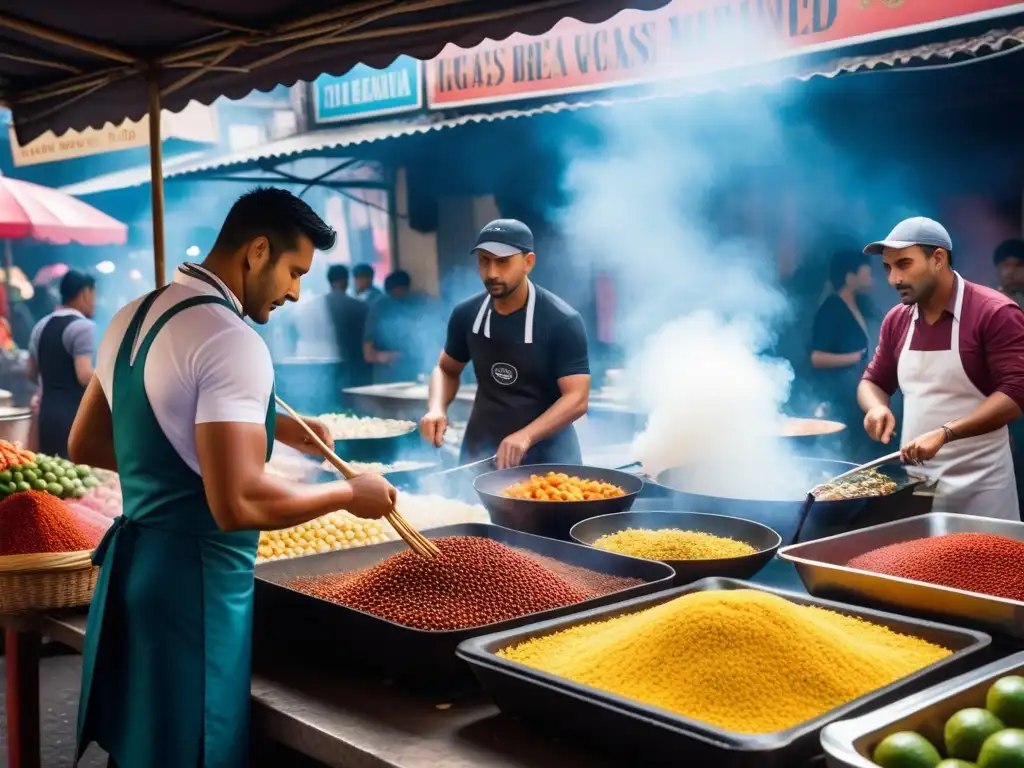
346,473,398,519
420,409,448,448
379,351,402,365
863,405,896,444
901,428,947,466
298,418,332,453
497,430,533,470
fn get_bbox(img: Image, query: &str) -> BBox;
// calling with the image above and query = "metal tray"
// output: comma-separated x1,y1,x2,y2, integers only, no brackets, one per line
822,650,1024,768
457,577,990,767
253,522,674,690
778,512,1024,639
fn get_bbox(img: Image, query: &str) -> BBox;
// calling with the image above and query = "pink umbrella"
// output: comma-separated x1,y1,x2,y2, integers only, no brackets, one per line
0,175,127,246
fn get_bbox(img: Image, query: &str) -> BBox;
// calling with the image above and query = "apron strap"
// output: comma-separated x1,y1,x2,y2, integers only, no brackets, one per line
471,280,537,343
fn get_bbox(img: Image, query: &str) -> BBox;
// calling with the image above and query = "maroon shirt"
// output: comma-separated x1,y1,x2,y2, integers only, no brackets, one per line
863,276,1024,410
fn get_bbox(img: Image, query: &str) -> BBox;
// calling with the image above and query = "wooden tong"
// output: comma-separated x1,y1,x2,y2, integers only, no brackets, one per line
274,397,441,559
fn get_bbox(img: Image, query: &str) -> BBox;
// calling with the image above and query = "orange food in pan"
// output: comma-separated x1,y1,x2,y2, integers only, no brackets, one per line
501,472,626,502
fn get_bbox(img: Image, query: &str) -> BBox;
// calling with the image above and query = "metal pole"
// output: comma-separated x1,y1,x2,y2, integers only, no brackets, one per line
147,72,167,288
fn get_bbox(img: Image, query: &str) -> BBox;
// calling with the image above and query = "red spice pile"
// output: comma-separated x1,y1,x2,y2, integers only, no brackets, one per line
289,536,635,630
847,532,1024,601
0,491,96,556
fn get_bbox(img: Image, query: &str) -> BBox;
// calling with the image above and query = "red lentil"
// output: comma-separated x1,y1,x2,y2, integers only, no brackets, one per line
847,532,1024,601
0,491,95,555
288,536,640,630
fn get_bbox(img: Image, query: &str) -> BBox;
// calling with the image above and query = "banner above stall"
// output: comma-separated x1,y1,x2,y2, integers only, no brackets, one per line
312,56,424,125
426,0,1024,108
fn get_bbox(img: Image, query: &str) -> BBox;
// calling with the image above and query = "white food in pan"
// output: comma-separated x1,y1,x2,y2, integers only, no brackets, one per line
317,413,416,440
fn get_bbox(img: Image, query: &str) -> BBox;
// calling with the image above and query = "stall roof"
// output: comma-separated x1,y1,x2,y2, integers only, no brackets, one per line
0,0,673,144
58,21,1024,198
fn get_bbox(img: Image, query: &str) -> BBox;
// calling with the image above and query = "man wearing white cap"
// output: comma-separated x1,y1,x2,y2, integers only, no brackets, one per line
858,216,1024,519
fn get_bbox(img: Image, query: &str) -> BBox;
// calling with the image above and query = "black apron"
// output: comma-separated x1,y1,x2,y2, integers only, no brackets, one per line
460,281,582,465
37,313,87,458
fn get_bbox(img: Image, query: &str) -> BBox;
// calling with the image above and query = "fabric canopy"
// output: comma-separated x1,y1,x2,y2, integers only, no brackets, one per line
0,176,128,245
0,0,670,144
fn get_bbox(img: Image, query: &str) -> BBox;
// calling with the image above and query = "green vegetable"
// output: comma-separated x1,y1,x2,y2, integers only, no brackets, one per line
15,481,30,493
45,482,64,496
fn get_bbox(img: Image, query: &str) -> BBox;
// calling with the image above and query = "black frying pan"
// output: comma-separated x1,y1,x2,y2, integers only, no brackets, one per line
473,464,643,540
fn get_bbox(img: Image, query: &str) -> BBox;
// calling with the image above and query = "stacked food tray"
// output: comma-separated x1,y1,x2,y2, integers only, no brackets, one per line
822,651,1024,767
253,522,674,689
456,578,990,767
778,512,1024,638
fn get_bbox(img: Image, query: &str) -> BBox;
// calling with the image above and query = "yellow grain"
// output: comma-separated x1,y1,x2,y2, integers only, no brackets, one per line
593,528,756,561
498,589,950,734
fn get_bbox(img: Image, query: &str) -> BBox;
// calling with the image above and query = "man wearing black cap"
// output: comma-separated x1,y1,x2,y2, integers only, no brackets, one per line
858,216,1024,519
420,219,590,468
26,269,97,457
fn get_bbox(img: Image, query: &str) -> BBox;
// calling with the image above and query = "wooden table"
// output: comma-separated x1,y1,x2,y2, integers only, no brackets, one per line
3,611,618,768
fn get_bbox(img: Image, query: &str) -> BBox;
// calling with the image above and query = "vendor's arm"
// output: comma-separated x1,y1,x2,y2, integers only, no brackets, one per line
857,309,900,444
420,308,470,446
497,314,590,469
274,413,331,455
362,302,399,365
904,305,1024,463
68,319,96,387
67,376,117,471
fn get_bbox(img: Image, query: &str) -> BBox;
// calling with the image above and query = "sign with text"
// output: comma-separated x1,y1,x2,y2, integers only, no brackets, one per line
312,56,423,124
427,0,1024,108
9,102,218,167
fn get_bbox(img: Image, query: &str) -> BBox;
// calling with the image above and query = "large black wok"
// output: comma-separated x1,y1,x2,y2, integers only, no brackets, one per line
643,457,927,544
474,464,643,540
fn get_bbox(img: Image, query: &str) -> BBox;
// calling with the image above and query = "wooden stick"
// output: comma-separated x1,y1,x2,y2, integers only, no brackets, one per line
274,396,440,558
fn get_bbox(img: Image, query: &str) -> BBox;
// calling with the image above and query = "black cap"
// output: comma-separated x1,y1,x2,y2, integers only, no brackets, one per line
471,218,534,258
59,269,96,304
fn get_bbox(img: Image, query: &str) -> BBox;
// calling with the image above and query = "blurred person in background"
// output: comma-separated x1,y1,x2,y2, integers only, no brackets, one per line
858,217,1024,519
27,269,96,457
420,219,590,469
352,262,383,303
363,270,423,384
994,238,1024,308
810,250,875,458
326,263,370,385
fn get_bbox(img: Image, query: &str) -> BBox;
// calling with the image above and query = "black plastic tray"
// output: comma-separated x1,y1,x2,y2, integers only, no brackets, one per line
456,577,991,767
253,522,674,690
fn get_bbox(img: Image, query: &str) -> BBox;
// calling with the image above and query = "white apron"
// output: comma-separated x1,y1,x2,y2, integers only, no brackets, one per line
898,273,1020,519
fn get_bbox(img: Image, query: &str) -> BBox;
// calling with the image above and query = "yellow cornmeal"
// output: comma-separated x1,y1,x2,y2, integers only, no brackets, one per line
497,589,951,734
593,528,756,561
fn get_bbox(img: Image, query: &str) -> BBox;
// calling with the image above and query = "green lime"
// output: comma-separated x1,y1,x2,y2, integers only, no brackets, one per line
15,481,30,493
989,678,1024,729
938,761,979,768
42,471,56,483
948,709,1007,761
31,479,46,491
0,470,12,483
979,729,1024,768
76,466,91,478
45,482,63,496
22,469,36,482
52,466,65,478
874,731,942,768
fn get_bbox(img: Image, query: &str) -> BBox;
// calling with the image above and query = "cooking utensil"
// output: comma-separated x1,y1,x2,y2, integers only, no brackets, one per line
648,457,926,545
275,397,440,559
254,522,674,690
428,454,497,478
778,512,1024,638
473,464,643,540
822,650,1024,768
814,451,903,487
569,511,781,585
456,578,989,768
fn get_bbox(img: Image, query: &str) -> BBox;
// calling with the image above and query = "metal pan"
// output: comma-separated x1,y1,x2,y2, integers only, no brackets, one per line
778,512,1024,638
253,522,673,690
332,425,421,463
646,457,927,544
473,464,643,540
569,511,781,585
317,456,444,491
457,578,990,768
822,650,1024,768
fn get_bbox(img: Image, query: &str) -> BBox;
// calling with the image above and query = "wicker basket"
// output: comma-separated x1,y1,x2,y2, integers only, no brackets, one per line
0,550,97,614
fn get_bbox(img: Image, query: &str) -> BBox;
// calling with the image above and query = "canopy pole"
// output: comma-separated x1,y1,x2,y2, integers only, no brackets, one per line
147,72,167,288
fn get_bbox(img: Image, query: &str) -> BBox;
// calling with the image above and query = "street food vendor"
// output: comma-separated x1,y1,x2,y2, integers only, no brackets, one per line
67,188,397,768
857,216,1024,519
420,219,590,469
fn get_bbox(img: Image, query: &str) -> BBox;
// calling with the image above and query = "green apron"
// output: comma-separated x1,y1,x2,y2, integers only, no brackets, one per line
76,284,275,767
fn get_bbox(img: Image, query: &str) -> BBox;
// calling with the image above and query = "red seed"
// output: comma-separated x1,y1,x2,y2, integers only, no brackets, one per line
287,536,642,630
0,491,95,555
847,532,1024,601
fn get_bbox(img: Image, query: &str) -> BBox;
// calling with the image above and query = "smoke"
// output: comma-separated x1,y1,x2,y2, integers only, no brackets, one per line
553,46,844,497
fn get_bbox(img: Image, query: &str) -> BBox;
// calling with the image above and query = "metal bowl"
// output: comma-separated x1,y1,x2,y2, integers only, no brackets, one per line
570,511,782,585
332,425,420,463
474,464,643,540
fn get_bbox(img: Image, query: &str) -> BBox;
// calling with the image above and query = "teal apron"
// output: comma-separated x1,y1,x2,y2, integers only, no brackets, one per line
76,280,275,768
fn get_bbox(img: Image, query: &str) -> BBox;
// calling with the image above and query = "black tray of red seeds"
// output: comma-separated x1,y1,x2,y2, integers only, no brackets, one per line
253,522,674,688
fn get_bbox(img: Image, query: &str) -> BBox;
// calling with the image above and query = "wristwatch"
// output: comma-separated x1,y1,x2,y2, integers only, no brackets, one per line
941,423,959,443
